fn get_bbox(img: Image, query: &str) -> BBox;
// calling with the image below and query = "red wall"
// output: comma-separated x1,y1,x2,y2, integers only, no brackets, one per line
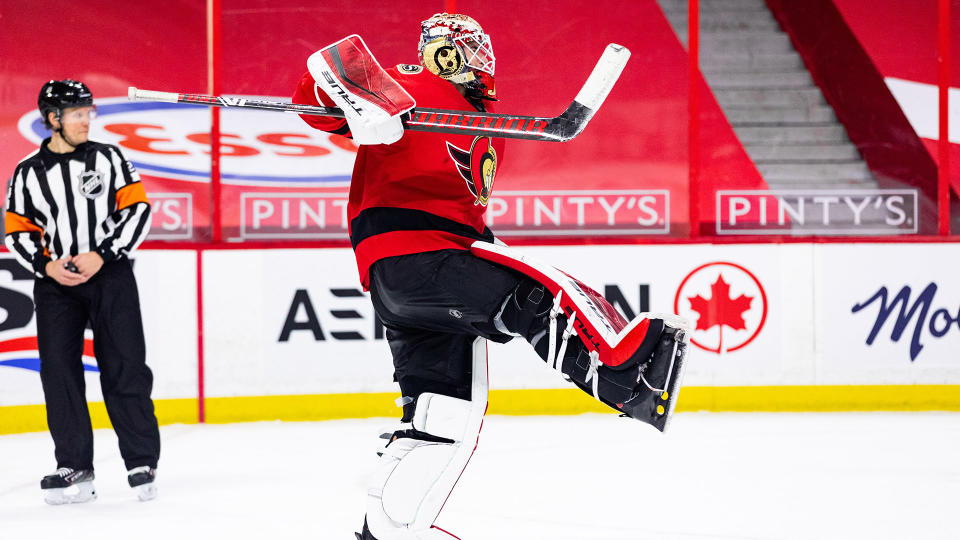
0,0,205,162
832,0,959,203
1,0,767,239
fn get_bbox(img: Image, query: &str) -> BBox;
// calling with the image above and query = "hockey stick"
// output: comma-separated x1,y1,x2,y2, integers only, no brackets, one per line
128,44,630,142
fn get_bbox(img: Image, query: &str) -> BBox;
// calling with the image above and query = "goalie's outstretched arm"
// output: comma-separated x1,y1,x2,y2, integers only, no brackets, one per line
304,35,415,146
292,70,350,136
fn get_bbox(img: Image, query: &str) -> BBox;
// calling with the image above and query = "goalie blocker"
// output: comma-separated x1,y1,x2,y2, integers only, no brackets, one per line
474,241,691,432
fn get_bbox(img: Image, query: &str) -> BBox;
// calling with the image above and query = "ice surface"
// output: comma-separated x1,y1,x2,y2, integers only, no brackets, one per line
1,412,958,540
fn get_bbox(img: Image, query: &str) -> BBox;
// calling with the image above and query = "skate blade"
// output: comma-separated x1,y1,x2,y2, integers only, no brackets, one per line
44,482,97,505
135,482,157,502
657,339,689,433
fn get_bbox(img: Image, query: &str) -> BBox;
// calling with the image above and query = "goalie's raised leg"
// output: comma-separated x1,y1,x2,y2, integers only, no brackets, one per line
475,241,691,432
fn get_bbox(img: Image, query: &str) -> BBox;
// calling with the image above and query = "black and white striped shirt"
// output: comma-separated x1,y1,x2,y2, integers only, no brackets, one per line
5,139,151,278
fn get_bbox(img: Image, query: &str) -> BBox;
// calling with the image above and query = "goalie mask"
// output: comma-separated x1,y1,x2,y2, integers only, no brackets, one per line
418,13,497,100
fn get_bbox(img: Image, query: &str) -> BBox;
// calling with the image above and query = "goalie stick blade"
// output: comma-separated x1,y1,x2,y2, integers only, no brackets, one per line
543,44,632,142
575,43,631,112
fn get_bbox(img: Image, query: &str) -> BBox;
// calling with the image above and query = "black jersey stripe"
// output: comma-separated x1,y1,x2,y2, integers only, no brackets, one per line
107,154,117,215
115,146,134,186
32,162,65,258
84,147,99,252
59,160,80,256
349,207,493,251
123,203,151,256
9,232,38,262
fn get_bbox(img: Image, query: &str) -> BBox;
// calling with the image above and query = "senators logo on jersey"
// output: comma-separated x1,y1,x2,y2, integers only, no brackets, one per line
446,136,497,206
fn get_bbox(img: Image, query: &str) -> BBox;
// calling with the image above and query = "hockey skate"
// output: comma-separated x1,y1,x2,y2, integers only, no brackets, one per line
41,468,96,505
355,518,461,540
601,320,689,432
562,315,690,432
127,466,157,501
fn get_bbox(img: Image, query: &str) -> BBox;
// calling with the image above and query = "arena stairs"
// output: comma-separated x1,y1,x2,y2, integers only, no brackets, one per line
658,0,878,190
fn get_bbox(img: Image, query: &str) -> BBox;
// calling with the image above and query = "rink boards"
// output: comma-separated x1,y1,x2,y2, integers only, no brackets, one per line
1,243,959,433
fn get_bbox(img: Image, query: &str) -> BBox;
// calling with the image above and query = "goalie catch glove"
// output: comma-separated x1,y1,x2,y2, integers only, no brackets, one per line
308,35,416,146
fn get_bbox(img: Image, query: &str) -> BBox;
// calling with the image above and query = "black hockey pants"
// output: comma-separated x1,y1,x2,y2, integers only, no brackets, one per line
369,250,522,420
34,259,160,471
368,248,598,422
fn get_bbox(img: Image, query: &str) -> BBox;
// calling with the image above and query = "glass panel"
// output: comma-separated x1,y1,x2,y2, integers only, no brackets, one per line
694,0,946,237
218,0,689,240
217,0,419,242
0,3,209,242
949,0,958,234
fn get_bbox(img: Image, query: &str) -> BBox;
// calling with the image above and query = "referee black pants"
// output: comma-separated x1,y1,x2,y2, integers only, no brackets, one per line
34,259,160,472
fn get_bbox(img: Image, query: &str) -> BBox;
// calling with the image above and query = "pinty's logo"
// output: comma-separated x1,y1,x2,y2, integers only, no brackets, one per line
673,261,768,354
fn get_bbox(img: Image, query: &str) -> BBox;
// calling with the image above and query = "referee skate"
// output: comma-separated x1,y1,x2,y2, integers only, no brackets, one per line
40,468,96,505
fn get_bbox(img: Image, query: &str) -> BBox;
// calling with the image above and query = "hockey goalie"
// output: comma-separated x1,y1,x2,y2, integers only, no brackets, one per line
292,13,691,540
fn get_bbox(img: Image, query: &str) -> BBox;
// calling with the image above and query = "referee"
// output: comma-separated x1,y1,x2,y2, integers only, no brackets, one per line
4,80,159,504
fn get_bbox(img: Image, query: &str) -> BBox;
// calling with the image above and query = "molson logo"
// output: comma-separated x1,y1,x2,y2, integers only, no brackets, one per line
852,282,959,361
17,97,358,186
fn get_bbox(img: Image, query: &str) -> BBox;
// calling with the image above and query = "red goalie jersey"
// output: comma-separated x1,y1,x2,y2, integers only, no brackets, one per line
293,65,506,289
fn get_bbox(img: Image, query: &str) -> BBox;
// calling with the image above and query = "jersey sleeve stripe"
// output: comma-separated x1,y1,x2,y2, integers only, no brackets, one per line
116,182,150,210
4,211,44,234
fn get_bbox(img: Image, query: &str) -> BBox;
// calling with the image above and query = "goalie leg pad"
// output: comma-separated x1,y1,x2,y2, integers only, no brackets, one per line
483,240,692,431
475,240,667,369
366,339,487,540
495,279,660,403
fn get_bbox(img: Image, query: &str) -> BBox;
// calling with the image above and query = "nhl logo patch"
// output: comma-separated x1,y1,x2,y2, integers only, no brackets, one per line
398,64,423,74
78,170,106,199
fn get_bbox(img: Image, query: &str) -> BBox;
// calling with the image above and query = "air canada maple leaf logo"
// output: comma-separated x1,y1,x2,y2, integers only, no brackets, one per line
689,274,752,332
674,261,768,354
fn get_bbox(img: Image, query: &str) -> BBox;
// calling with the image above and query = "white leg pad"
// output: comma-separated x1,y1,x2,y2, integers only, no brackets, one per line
367,338,488,540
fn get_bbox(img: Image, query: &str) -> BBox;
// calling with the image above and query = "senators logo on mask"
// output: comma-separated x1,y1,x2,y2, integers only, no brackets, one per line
446,136,497,206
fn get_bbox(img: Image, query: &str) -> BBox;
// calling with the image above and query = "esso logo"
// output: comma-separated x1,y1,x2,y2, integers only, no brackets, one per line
673,261,768,354
18,97,358,186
